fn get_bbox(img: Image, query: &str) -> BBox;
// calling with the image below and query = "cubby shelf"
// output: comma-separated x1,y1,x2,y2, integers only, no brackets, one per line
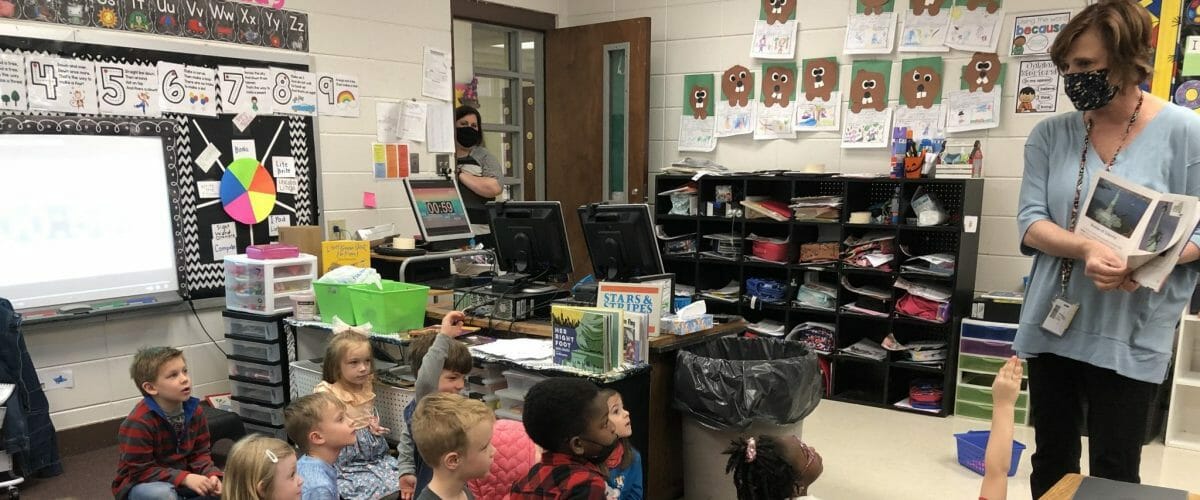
654,173,983,418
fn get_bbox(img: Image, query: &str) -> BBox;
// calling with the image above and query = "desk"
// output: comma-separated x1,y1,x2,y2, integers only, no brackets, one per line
1040,474,1200,500
370,249,492,282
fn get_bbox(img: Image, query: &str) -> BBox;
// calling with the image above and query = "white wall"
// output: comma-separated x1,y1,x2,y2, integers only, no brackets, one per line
560,0,1087,293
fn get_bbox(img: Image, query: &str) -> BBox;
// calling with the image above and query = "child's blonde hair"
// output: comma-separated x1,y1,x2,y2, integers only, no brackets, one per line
284,392,346,454
222,435,296,500
129,346,184,396
322,329,372,384
412,393,494,468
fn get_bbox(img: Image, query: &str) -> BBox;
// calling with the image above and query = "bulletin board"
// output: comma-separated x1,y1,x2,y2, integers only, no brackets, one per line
0,34,319,300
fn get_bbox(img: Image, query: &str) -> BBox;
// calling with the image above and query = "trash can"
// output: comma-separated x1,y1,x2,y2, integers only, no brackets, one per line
673,337,822,500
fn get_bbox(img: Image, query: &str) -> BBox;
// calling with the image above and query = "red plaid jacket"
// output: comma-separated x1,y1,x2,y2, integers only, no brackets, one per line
510,451,608,500
112,397,221,499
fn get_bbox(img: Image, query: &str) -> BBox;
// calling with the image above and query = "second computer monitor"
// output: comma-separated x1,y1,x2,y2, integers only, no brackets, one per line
578,203,664,282
487,201,574,283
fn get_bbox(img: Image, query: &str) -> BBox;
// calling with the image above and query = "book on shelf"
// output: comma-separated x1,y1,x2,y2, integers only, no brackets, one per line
596,281,669,337
551,305,624,374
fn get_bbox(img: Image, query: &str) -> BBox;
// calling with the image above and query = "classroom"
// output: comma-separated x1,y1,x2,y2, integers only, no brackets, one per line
2,0,1200,499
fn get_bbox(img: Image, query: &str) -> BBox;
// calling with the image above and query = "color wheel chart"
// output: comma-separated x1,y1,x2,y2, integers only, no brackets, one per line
196,120,291,234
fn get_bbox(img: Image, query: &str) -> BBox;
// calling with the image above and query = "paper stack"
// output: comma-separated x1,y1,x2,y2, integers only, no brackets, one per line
790,195,843,221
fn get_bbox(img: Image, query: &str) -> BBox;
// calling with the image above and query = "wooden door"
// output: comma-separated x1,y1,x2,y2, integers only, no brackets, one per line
546,18,650,282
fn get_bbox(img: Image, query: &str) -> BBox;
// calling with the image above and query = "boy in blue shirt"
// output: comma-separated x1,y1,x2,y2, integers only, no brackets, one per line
285,392,358,500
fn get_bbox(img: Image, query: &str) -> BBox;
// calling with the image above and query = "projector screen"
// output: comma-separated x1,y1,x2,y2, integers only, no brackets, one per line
0,134,180,310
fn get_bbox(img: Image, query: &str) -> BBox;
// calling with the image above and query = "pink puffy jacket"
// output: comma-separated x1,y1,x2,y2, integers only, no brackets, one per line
468,418,540,500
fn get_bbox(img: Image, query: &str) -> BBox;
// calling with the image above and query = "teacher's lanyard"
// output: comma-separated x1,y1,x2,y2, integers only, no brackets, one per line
1058,92,1144,297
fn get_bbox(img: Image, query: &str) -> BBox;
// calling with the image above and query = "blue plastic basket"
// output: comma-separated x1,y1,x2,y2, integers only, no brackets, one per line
954,430,1026,477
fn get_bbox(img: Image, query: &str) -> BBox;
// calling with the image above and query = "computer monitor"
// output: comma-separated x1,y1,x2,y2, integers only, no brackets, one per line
404,177,475,245
487,201,574,283
578,203,665,281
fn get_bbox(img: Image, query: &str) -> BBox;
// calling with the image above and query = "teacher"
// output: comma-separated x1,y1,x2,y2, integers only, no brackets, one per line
1016,0,1200,497
453,105,503,227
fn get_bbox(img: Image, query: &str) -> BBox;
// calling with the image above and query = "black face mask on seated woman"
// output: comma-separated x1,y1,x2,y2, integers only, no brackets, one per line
456,126,482,148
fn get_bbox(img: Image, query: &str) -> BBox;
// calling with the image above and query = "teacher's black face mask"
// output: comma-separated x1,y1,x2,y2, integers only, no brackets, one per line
1063,69,1120,111
456,126,482,148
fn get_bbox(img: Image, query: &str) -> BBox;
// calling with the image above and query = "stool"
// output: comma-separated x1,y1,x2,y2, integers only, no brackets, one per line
202,405,246,468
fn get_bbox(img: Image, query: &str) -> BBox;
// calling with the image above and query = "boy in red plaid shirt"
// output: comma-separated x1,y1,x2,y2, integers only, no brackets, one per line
511,378,619,500
112,347,222,500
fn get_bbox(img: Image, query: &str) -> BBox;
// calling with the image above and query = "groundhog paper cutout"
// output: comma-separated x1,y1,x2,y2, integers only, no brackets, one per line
850,69,887,113
963,52,1002,93
762,65,797,108
762,0,796,25
910,0,944,16
802,58,839,102
681,73,715,120
860,0,892,15
966,0,999,14
900,57,944,109
722,65,754,107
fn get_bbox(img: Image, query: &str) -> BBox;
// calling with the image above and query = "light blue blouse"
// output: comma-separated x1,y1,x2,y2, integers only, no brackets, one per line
1015,103,1200,383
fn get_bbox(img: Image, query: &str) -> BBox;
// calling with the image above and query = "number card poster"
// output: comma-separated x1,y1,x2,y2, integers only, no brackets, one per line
269,67,317,117
95,61,161,116
316,73,360,117
218,66,273,115
25,55,99,114
156,61,217,116
0,53,28,111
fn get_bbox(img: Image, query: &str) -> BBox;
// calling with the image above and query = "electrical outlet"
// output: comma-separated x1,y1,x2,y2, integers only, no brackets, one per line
328,219,347,240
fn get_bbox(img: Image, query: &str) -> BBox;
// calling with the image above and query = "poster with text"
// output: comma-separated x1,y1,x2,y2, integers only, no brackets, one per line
269,67,317,116
1015,59,1059,113
317,73,360,117
756,62,797,140
122,0,153,32
946,0,1004,52
95,61,161,117
235,3,263,45
92,0,125,30
218,66,272,115
679,73,717,151
845,0,897,54
895,56,945,139
25,55,99,114
284,10,308,52
750,0,798,59
1010,11,1069,57
180,0,210,39
152,0,184,36
260,6,286,48
156,61,216,116
0,53,27,111
716,65,755,137
899,0,952,52
796,57,841,132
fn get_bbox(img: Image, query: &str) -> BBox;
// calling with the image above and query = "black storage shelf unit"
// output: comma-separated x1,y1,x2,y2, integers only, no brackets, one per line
223,309,294,434
654,173,984,417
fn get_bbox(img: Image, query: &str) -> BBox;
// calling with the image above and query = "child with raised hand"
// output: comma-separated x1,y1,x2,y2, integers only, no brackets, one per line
399,311,473,500
112,346,222,500
979,356,1024,500
284,392,359,500
315,328,399,499
411,392,496,499
724,434,823,500
599,388,643,500
511,377,619,500
222,434,303,500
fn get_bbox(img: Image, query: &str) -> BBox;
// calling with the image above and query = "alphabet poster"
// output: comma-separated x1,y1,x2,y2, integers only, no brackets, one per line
795,57,841,132
846,0,898,54
894,57,946,140
95,61,161,116
156,61,217,116
269,67,317,116
946,0,1004,52
0,53,27,111
750,0,798,59
843,60,893,148
755,62,797,140
218,66,272,115
899,0,952,52
208,0,238,43
679,73,717,151
317,73,360,117
93,0,125,30
122,0,153,32
1015,59,1059,113
25,55,99,114
716,64,755,137
947,52,1005,132
1010,11,1070,57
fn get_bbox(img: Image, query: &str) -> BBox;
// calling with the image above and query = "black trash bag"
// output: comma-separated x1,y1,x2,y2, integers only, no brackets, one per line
673,337,821,431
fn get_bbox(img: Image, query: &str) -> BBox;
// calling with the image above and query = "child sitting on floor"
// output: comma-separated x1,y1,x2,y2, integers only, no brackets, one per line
411,392,496,499
314,327,398,499
284,392,358,500
222,434,303,500
724,433,824,499
599,388,643,500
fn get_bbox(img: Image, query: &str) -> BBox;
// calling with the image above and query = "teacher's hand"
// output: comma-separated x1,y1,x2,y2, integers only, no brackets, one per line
1083,242,1127,291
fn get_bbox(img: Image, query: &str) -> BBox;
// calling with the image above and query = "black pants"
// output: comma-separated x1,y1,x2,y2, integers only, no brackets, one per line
1027,353,1158,499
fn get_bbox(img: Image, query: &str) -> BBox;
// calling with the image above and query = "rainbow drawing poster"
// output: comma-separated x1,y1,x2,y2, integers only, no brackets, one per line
318,73,360,117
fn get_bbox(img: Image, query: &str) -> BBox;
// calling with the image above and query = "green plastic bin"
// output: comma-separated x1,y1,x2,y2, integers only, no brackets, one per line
348,280,430,333
314,282,358,325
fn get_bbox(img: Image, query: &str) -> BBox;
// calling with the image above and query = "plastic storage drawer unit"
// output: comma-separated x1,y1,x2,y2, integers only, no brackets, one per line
228,338,282,363
228,358,284,384
230,380,286,405
233,399,285,426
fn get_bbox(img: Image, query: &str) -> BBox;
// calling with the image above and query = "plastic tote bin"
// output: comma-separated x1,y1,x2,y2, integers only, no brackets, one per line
348,280,430,333
314,282,358,325
673,337,823,500
955,430,1026,477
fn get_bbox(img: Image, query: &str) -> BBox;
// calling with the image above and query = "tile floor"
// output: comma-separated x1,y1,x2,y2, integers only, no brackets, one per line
797,399,1200,499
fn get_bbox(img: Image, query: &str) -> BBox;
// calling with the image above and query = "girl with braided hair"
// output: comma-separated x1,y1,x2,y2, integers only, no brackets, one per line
724,435,823,499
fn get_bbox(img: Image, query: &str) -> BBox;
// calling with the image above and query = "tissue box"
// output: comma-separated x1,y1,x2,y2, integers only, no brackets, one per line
661,314,715,336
